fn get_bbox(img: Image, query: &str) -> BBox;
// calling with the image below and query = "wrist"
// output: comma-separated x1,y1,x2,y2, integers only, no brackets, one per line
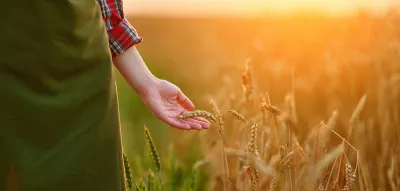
136,75,160,98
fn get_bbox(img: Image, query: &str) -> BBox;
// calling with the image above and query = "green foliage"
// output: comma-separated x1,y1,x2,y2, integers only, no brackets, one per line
147,170,154,191
190,166,198,191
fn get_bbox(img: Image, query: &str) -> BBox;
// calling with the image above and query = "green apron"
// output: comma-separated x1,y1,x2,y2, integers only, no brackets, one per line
0,1,127,190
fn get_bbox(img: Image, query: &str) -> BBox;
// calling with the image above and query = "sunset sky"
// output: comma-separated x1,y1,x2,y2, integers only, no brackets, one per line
124,0,399,16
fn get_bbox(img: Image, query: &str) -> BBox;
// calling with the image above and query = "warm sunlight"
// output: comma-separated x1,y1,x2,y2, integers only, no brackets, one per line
125,0,399,16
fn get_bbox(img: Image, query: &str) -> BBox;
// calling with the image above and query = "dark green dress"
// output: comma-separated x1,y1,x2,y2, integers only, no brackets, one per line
0,1,126,190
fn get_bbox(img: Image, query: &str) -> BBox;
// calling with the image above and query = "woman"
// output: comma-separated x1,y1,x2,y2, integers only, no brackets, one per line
0,0,209,190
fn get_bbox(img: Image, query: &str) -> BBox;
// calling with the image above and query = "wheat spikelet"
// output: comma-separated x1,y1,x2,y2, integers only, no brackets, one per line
251,170,258,191
210,99,224,127
247,122,258,154
144,125,161,172
242,58,253,105
262,104,282,116
246,122,259,191
318,183,324,191
138,179,146,190
269,171,284,191
343,162,357,190
261,94,268,125
228,110,246,124
123,153,133,189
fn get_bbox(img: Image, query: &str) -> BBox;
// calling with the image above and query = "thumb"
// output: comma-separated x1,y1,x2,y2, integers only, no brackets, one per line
177,91,195,111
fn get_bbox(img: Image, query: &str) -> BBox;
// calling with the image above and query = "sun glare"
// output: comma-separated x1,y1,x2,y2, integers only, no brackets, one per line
125,0,398,15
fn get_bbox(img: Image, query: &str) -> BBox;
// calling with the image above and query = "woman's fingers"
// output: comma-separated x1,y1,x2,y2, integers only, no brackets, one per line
178,119,202,130
161,115,191,130
177,91,195,111
161,111,211,130
162,114,204,130
191,117,211,125
185,118,210,129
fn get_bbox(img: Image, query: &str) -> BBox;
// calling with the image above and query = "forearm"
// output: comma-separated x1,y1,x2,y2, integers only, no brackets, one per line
112,46,159,97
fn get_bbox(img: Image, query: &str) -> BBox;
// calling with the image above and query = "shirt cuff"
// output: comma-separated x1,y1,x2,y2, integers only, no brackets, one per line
107,19,143,57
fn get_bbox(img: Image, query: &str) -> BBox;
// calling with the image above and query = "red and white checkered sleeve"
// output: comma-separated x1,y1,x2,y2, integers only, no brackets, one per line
97,0,143,57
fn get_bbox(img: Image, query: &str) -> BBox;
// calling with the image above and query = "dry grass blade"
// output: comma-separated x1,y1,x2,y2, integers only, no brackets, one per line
225,148,277,177
316,145,344,177
327,110,339,130
348,95,367,137
388,157,397,191
349,95,367,125
325,157,338,191
280,151,295,168
320,123,358,153
321,110,339,146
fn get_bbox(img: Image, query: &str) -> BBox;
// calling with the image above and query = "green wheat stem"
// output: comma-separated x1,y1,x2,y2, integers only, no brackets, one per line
158,171,164,191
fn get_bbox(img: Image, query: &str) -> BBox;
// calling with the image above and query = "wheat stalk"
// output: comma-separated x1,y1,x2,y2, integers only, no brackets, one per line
190,165,198,191
144,125,163,190
247,122,259,191
178,109,230,190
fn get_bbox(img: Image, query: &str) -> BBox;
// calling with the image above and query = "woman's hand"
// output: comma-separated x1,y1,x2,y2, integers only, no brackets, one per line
113,46,209,130
140,79,210,130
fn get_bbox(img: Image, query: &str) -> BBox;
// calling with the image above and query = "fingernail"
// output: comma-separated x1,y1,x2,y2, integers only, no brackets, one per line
203,123,210,129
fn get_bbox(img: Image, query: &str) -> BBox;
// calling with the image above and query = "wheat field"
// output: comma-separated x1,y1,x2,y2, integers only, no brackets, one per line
119,9,400,191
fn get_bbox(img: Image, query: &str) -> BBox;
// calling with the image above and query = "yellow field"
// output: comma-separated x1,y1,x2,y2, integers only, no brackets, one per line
118,10,400,190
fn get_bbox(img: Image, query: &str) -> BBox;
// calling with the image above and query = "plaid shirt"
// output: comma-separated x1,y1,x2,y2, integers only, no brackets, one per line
97,0,142,57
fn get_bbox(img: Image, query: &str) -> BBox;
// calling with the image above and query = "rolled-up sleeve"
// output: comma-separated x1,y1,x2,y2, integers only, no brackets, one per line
97,0,143,57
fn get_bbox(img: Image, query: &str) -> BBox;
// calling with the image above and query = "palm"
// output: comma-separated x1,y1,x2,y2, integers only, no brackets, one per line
142,80,209,130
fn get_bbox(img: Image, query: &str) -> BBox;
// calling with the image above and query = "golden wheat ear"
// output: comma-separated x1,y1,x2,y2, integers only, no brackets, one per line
228,110,247,124
177,110,218,124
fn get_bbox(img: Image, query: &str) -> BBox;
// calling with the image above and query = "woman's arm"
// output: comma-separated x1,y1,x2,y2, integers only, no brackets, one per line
113,46,210,130
97,0,209,130
112,46,157,98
